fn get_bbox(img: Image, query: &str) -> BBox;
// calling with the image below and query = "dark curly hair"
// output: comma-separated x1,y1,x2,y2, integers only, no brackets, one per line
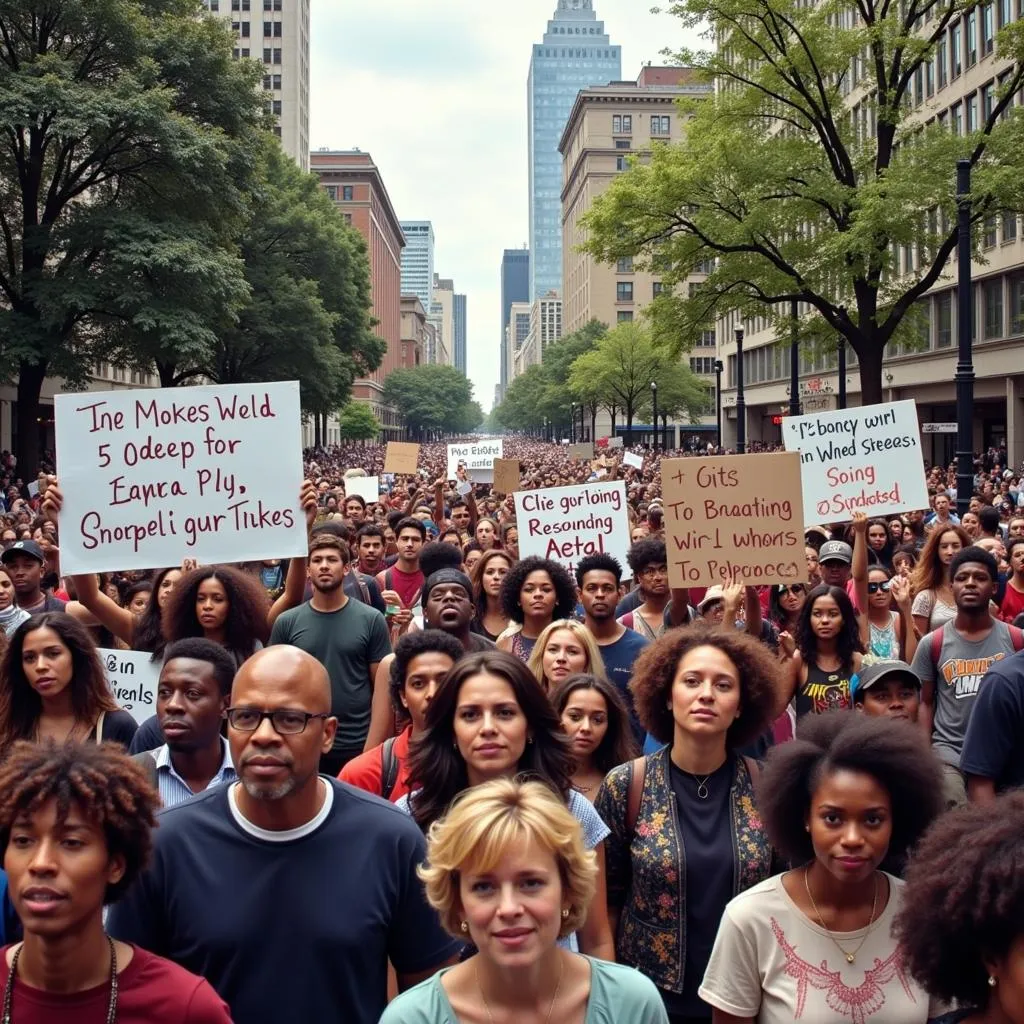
0,613,119,752
794,584,863,674
549,673,638,774
575,553,622,588
894,791,1024,1010
162,564,270,667
950,544,999,582
418,540,464,580
626,536,666,577
406,650,574,832
0,741,158,904
759,711,943,865
499,556,577,624
389,630,466,721
629,621,781,747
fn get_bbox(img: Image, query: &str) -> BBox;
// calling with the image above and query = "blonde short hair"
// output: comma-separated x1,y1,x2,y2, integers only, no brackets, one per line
525,619,608,693
417,778,598,940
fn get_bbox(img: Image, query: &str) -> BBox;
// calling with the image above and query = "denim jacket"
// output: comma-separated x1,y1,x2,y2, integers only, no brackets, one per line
594,745,772,995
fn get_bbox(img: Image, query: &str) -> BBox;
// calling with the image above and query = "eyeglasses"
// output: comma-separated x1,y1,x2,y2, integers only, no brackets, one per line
867,581,892,594
777,584,805,595
225,708,329,735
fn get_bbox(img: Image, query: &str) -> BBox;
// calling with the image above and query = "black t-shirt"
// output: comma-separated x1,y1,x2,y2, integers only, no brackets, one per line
128,714,163,754
665,758,735,1016
960,650,1024,792
91,709,139,750
107,779,461,1024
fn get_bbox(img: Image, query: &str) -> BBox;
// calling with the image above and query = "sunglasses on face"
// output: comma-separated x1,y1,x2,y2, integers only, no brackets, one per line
867,581,892,594
777,584,805,595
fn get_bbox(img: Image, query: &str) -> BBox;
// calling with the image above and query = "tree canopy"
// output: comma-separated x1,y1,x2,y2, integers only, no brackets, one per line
582,0,1024,404
337,402,381,441
382,364,482,439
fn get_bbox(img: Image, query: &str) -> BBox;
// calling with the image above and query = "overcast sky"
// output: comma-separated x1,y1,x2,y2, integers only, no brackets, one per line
309,1,700,411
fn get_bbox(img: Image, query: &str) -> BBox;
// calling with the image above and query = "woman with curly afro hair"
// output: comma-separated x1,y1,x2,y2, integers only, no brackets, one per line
495,556,578,662
0,741,231,1021
894,791,1024,1024
700,712,945,1024
594,622,781,1023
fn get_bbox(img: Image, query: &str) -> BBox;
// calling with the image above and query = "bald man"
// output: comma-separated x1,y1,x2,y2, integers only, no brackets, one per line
109,647,460,1024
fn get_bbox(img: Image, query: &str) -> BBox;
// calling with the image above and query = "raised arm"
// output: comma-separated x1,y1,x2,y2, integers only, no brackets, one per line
268,480,318,628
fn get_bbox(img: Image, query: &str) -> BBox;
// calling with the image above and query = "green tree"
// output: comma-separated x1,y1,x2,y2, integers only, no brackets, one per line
646,354,710,433
0,0,268,470
583,0,1024,404
337,402,380,441
382,364,480,439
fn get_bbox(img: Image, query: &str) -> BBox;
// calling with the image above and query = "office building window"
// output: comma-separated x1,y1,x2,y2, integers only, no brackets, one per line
240,21,249,36
617,310,634,322
273,48,281,63
325,185,337,200
263,20,272,35
951,101,963,134
615,139,630,149
616,257,634,273
263,74,271,89
936,292,953,347
937,36,948,88
651,115,670,135
1011,272,1024,334
982,81,995,121
343,213,352,225
1003,212,1018,241
652,281,665,298
342,186,353,201
616,282,634,301
999,0,1012,24
983,2,995,52
272,99,281,115
951,22,962,76
967,10,978,64
272,73,281,89
967,93,979,131
240,47,248,56
210,0,218,8
699,329,716,347
272,125,281,137
983,278,1003,338
273,21,281,35
926,57,935,96
232,47,239,58
263,47,272,61
984,215,998,247
612,114,632,134
616,156,627,171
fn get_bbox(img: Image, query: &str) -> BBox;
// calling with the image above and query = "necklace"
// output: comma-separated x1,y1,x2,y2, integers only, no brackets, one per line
803,867,880,965
476,955,563,1024
2,936,118,1024
686,772,713,799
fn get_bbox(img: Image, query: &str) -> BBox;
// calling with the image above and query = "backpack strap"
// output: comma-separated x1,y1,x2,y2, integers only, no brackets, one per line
625,756,646,839
380,736,399,801
385,569,394,593
131,749,161,795
930,623,945,671
1011,625,1024,652
348,567,371,606
742,755,761,786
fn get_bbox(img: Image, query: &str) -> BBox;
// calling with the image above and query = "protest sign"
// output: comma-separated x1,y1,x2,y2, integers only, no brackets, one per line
98,649,161,726
623,451,644,470
447,440,502,482
54,382,306,575
344,476,380,504
781,400,927,521
383,442,420,474
662,453,806,588
567,443,594,460
514,481,631,578
492,459,521,494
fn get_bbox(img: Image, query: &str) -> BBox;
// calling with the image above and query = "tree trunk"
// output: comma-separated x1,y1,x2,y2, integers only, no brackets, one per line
857,341,885,406
156,361,178,388
313,415,322,447
15,361,48,476
590,409,597,442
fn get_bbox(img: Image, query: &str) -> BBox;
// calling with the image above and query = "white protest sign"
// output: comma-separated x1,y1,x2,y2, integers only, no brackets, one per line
99,649,161,725
344,476,380,504
623,451,644,470
782,399,928,521
514,481,631,578
447,440,503,482
54,381,307,575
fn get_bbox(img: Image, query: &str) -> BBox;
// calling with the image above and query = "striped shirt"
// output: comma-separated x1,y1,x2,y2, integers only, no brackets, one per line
154,738,237,808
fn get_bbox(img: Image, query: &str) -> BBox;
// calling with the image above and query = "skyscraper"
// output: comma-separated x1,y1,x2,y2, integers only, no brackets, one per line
499,248,529,396
399,221,435,316
453,293,467,374
527,0,620,301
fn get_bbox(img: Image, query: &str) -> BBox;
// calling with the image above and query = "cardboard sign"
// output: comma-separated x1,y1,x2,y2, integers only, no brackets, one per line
662,453,806,588
492,458,521,495
781,400,927,521
54,382,306,575
567,443,594,460
344,476,380,504
383,442,420,475
623,451,644,470
514,481,631,578
447,440,502,482
99,649,161,725
598,436,624,449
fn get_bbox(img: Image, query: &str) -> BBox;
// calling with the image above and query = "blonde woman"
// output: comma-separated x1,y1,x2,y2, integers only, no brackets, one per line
381,778,668,1024
526,618,608,693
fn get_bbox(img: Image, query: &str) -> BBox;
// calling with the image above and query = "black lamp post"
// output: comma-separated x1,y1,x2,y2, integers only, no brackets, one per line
650,381,658,452
714,359,723,449
955,158,975,518
570,403,576,444
735,326,746,454
790,298,801,417
838,340,847,409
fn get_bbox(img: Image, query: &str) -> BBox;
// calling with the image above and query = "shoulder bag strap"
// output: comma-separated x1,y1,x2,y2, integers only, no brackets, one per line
94,711,105,744
380,736,399,800
625,756,646,839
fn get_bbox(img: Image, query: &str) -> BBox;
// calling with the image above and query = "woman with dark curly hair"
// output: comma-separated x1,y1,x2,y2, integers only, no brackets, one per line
895,791,1024,1024
495,556,578,661
399,650,615,961
470,549,513,642
700,712,945,1024
551,673,638,800
779,584,864,717
0,741,231,1021
0,613,137,754
594,622,781,1023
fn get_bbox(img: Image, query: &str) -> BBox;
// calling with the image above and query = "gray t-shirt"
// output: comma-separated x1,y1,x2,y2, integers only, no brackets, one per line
269,599,392,752
910,619,1020,766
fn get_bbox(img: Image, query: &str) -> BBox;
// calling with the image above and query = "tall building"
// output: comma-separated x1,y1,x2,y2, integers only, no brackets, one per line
528,0,620,301
500,248,530,395
311,149,405,436
507,301,533,383
432,275,455,366
400,295,427,369
453,293,467,374
399,222,435,316
204,0,310,171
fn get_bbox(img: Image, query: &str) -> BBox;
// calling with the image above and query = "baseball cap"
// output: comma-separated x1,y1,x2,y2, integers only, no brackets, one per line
851,659,921,701
697,585,726,612
422,569,473,604
1,539,44,564
818,540,853,565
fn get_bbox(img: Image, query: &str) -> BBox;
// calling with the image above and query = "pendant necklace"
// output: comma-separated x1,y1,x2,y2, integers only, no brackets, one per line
804,867,880,965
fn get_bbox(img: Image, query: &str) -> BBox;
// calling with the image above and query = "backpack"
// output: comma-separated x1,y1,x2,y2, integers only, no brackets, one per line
380,736,400,801
347,567,371,606
929,622,1024,667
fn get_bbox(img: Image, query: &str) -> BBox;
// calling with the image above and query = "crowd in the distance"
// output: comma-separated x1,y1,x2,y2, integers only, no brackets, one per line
0,437,1021,1024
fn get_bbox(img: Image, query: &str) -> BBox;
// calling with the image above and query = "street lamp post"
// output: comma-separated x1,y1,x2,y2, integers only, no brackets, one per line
735,327,746,454
714,359,723,449
955,159,975,518
838,340,847,409
790,299,801,418
570,403,576,444
650,382,658,452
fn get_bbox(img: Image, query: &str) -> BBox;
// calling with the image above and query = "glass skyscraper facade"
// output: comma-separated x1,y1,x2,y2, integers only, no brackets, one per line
399,221,435,316
500,248,530,394
453,293,467,374
527,0,620,302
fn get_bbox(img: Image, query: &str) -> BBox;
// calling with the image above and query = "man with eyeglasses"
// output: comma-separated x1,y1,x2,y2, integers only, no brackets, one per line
109,645,460,1024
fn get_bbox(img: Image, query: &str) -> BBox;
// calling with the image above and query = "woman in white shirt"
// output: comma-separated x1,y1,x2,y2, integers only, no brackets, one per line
699,712,945,1024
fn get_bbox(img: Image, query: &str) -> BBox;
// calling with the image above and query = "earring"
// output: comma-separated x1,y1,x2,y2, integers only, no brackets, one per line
561,908,569,919
989,976,997,988
461,921,469,933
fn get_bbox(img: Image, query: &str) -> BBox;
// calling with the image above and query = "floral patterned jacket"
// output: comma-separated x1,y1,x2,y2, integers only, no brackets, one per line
594,745,772,995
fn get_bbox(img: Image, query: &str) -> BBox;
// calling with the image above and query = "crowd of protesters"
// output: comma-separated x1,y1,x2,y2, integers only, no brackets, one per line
0,435,1020,1022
